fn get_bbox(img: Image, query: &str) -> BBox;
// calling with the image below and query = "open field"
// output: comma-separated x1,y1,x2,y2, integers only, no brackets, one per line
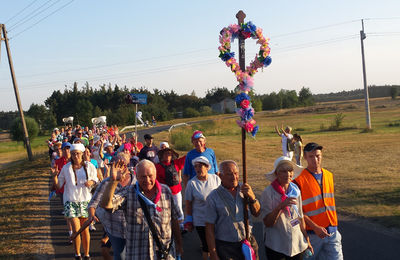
0,135,49,169
155,97,400,228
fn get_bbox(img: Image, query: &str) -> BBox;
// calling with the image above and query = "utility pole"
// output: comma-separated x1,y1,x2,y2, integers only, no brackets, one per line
236,10,250,240
1,24,33,160
360,19,372,129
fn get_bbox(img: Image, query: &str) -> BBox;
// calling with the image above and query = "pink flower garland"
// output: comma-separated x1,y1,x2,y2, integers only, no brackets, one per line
219,21,272,137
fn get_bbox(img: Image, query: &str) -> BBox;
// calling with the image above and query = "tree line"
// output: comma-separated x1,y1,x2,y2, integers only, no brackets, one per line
3,82,398,133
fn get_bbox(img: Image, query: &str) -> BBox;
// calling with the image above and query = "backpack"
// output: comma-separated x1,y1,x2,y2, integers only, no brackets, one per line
160,161,180,187
287,137,295,152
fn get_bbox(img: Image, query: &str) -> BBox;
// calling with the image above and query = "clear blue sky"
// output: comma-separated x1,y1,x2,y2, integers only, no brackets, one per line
1,0,399,111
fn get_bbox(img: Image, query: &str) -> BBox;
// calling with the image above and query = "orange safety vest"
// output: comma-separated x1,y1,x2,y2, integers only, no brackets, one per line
295,168,338,230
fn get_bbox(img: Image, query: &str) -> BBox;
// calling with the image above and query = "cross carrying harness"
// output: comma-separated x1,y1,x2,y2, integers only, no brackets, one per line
137,188,173,260
159,161,180,186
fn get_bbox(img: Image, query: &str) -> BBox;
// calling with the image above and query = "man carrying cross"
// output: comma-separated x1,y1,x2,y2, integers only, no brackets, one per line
205,160,260,260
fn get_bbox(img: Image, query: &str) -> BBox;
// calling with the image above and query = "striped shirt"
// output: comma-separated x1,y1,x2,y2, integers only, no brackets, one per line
111,183,182,260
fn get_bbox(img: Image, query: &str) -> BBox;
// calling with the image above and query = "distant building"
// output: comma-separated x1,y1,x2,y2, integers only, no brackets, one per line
211,98,236,113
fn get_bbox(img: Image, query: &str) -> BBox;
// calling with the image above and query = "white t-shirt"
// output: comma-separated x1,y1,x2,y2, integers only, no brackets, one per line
281,133,293,157
58,162,98,204
260,185,308,257
185,174,221,226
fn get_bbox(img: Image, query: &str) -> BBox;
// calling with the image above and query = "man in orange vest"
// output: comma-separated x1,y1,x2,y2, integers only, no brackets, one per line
293,143,343,259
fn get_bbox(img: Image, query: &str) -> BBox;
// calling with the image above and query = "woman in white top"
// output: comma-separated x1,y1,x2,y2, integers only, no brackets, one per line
52,143,98,260
185,156,221,260
260,156,312,260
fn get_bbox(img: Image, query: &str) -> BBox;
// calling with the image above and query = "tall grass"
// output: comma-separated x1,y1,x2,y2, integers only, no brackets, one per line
170,127,193,151
0,135,48,153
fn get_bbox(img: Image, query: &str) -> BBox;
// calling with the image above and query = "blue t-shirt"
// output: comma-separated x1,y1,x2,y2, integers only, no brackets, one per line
102,152,114,163
183,148,218,180
90,159,99,169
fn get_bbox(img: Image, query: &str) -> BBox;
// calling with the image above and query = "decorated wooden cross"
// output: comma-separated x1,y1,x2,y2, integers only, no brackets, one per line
218,10,272,239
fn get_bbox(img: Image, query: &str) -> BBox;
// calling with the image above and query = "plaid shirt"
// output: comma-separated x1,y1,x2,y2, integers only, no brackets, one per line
88,175,135,238
112,183,182,260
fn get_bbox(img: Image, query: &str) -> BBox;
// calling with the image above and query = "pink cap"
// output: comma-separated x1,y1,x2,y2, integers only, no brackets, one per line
191,130,205,141
124,143,132,151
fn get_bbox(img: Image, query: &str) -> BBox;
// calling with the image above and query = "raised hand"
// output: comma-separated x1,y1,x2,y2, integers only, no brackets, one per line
110,159,127,181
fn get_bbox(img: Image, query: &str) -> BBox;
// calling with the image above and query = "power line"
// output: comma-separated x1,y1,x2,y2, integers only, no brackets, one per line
7,0,55,30
0,59,218,91
3,47,214,79
365,17,400,21
274,34,358,52
10,0,75,39
0,33,362,92
0,32,381,91
4,0,39,24
271,19,359,38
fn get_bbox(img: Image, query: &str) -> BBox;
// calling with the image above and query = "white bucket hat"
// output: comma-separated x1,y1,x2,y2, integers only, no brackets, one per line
104,142,113,149
265,156,303,182
70,143,85,153
192,156,211,170
159,141,169,149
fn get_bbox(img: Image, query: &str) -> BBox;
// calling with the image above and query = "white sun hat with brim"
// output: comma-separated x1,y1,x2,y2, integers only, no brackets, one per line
70,143,85,153
192,156,211,170
265,156,304,182
104,142,113,149
159,141,169,149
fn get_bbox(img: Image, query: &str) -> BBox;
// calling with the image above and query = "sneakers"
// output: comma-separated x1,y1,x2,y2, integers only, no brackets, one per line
83,256,91,260
74,256,81,260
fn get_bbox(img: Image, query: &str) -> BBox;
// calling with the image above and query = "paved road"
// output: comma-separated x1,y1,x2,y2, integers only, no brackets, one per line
51,124,400,259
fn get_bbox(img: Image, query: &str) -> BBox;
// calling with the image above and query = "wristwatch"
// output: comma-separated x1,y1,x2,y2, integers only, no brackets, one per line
249,197,258,204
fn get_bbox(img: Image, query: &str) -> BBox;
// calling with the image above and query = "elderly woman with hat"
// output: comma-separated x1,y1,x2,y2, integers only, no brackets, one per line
185,156,221,260
51,143,99,260
260,156,313,260
155,146,186,227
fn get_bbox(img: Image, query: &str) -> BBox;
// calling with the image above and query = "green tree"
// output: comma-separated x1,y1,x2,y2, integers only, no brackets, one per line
10,116,39,144
42,113,57,131
184,107,200,118
252,98,262,112
390,87,398,100
299,87,315,106
74,99,93,126
205,87,235,105
199,106,213,116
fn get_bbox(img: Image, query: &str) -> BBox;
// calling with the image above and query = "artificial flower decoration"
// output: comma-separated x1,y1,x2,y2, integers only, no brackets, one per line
219,21,272,136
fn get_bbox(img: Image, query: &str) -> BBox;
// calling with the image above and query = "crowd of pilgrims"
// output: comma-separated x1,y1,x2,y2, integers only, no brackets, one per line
48,124,342,260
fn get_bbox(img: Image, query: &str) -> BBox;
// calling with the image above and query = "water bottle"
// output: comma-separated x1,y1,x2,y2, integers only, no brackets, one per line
304,248,313,258
176,254,182,260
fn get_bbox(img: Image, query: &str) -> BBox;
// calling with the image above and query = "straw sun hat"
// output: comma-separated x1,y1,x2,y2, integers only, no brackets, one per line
265,156,303,182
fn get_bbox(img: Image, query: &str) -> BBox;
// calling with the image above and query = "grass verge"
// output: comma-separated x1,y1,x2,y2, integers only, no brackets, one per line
0,153,53,258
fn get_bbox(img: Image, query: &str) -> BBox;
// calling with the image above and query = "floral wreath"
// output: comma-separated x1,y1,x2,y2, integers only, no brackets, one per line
218,21,272,137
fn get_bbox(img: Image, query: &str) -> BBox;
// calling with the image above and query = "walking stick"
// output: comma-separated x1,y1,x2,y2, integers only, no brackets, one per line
69,218,94,243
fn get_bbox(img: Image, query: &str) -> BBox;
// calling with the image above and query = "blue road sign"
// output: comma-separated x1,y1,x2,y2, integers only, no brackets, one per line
127,93,147,104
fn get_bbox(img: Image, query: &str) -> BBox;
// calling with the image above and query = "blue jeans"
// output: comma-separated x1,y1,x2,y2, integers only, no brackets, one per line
308,230,343,260
107,233,126,260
